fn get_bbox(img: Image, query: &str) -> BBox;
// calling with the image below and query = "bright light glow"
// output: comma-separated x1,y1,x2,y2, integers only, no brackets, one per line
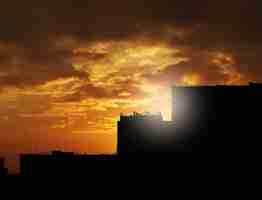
150,89,172,121
181,74,201,86
140,84,172,121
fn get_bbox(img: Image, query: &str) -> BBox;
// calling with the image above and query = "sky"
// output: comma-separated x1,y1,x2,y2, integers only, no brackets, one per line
0,0,262,173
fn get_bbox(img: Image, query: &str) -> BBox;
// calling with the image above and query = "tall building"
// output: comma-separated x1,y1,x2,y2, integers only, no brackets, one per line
19,83,262,177
172,83,262,152
118,83,262,153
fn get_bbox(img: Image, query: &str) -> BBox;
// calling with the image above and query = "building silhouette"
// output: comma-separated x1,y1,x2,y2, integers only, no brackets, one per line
20,151,117,177
0,157,8,177
118,82,262,153
18,82,262,177
118,112,175,154
173,83,262,152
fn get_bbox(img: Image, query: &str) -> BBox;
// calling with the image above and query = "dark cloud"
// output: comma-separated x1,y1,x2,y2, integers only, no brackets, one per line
0,1,261,41
0,40,87,88
0,61,87,88
0,0,262,89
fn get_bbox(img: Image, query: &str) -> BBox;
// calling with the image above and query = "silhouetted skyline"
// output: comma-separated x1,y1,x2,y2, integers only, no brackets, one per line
118,82,262,154
1,1,262,176
1,82,260,178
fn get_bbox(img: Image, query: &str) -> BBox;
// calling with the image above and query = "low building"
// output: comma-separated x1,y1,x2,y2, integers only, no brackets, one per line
20,151,117,177
118,112,176,154
0,157,8,177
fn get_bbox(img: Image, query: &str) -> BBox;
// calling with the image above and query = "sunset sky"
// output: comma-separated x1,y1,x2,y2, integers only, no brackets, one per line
1,0,262,173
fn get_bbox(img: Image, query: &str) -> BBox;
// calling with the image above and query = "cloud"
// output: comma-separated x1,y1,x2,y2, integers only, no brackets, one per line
143,50,246,86
2,0,262,173
1,0,261,89
0,39,88,89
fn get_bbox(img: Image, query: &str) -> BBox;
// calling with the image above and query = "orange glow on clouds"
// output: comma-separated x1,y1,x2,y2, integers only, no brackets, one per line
0,33,247,173
181,74,201,86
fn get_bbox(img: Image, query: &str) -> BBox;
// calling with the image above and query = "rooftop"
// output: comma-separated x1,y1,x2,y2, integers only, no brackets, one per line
119,112,163,122
173,82,262,88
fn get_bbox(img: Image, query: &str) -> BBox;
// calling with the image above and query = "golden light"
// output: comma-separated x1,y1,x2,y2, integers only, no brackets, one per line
181,73,201,86
149,89,172,121
140,84,172,121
